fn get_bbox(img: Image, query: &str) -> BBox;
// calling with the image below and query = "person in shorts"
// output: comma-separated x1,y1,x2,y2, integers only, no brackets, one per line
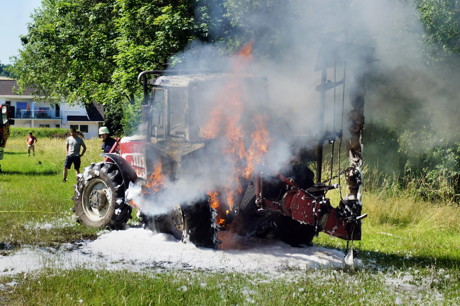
26,132,37,156
63,127,86,182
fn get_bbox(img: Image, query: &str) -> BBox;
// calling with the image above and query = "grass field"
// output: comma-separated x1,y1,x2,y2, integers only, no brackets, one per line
0,134,459,305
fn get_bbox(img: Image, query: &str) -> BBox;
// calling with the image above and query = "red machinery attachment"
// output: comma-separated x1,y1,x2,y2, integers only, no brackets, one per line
255,174,366,241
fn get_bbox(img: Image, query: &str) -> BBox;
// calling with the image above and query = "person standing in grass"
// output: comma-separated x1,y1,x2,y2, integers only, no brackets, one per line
63,126,86,182
26,132,37,156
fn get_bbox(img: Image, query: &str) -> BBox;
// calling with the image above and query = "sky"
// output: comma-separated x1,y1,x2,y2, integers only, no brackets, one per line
0,0,42,65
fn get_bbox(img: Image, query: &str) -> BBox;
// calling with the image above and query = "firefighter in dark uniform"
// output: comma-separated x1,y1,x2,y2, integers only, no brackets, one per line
99,126,117,153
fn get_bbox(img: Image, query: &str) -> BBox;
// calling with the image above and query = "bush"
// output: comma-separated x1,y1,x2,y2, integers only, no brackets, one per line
9,127,70,139
363,123,460,203
405,144,460,203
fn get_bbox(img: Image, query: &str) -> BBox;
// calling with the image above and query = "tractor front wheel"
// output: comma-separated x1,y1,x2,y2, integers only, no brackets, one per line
73,162,132,229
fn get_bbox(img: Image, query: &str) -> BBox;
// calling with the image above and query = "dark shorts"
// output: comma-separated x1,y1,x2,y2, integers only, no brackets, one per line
64,155,81,170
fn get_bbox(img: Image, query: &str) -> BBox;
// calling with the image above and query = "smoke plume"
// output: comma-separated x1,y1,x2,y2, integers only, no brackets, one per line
128,0,460,216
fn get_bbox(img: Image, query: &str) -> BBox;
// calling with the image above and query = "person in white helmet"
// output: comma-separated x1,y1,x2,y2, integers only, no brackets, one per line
99,126,116,153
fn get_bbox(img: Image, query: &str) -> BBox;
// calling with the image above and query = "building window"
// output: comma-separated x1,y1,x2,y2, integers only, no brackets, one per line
70,124,88,133
80,125,88,133
70,125,78,131
55,124,60,128
16,102,27,118
39,124,50,128
37,107,50,118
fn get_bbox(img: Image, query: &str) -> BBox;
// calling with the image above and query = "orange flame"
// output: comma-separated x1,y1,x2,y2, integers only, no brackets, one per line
238,42,253,58
129,200,139,209
202,42,270,225
129,161,164,210
145,161,164,193
244,115,270,179
208,192,227,227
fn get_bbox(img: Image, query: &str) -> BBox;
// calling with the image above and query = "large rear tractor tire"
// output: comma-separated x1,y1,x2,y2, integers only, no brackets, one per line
141,198,218,248
140,205,184,240
73,162,132,229
182,199,218,248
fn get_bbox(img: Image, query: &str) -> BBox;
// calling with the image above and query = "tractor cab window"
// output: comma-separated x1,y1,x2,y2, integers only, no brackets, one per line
168,87,188,139
150,88,166,140
150,87,188,141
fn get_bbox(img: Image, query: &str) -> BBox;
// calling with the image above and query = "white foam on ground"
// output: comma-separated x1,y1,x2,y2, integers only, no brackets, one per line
0,228,350,277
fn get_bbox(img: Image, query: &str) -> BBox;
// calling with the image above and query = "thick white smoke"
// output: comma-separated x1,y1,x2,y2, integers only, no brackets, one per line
128,0,460,216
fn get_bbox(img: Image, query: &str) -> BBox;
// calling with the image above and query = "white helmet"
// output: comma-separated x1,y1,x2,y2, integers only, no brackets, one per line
99,126,110,135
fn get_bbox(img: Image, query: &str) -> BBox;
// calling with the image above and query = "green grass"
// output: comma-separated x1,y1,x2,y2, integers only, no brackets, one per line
317,192,459,270
2,268,458,305
0,137,102,246
0,135,459,304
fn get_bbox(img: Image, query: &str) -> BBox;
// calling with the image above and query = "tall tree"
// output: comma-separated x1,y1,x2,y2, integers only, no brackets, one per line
112,0,207,100
12,0,119,104
11,0,225,134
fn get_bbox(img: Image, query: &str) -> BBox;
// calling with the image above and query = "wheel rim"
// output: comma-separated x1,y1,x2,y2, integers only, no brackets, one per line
82,178,112,222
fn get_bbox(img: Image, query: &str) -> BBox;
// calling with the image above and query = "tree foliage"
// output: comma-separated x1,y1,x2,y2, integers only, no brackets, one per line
0,64,14,78
10,0,460,137
11,0,299,111
418,0,460,54
12,0,119,104
11,0,218,134
113,0,207,101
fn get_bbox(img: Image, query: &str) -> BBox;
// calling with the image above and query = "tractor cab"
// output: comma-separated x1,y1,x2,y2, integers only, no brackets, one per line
143,72,268,143
125,72,268,180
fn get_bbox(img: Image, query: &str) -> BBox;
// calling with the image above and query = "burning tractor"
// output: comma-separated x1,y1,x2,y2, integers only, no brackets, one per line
73,46,369,250
0,104,15,172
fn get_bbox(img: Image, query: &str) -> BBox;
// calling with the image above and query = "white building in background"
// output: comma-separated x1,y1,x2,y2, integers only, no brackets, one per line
0,77,104,138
